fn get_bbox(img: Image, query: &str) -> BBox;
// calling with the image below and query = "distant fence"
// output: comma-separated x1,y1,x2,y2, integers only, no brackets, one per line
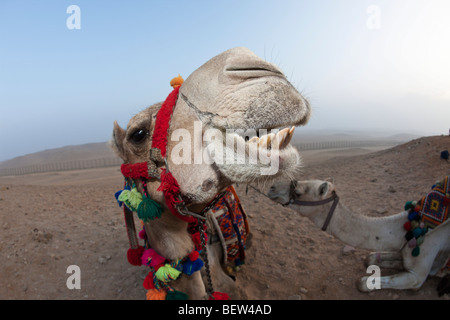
0,157,123,177
0,140,403,177
295,139,401,151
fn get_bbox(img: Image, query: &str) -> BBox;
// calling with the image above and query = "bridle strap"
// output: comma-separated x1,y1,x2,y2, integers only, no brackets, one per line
291,194,339,231
289,181,339,231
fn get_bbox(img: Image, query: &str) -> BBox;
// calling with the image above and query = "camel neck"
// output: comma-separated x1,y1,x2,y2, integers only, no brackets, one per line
144,210,194,261
326,202,408,251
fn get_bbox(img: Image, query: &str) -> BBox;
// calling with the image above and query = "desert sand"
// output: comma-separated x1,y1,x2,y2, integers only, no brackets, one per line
0,135,449,300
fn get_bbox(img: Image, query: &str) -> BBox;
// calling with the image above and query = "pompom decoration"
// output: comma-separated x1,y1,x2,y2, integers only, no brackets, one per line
403,221,411,231
127,246,145,266
166,290,188,300
183,258,204,276
416,236,424,246
137,194,163,222
138,229,147,240
155,264,182,283
146,288,167,300
405,230,414,241
118,187,143,211
189,250,200,261
209,292,230,300
170,75,184,88
408,210,419,221
141,248,166,268
412,246,420,257
408,238,417,248
412,227,422,238
404,201,417,211
114,185,131,207
143,273,155,290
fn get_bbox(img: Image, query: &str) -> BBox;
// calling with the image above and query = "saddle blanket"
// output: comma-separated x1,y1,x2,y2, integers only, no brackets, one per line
208,186,250,268
415,176,450,229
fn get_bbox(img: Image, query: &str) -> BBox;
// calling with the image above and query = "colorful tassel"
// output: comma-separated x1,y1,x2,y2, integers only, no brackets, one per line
166,290,188,300
143,272,155,290
209,292,229,300
127,246,145,266
146,288,167,300
141,248,166,268
138,229,147,240
114,185,131,207
137,194,163,221
189,250,200,261
155,264,181,283
118,187,143,211
182,258,204,276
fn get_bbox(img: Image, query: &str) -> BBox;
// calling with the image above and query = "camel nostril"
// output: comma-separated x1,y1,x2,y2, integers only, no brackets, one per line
201,179,215,192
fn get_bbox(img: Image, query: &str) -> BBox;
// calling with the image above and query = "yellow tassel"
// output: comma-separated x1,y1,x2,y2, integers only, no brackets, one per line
118,187,142,211
146,288,167,300
170,75,184,88
155,264,181,283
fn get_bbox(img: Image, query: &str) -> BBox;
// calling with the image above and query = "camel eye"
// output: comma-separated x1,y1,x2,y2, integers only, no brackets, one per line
130,129,149,143
295,191,302,197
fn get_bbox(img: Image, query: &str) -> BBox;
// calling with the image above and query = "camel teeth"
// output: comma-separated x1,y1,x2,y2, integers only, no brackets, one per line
248,136,259,144
259,133,275,149
245,126,295,150
289,126,295,135
273,128,289,150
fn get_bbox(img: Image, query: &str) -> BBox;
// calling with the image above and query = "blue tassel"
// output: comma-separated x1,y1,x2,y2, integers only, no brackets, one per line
183,258,204,276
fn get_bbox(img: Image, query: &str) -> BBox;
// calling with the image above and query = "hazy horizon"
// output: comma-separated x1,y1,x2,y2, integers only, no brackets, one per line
1,1,449,161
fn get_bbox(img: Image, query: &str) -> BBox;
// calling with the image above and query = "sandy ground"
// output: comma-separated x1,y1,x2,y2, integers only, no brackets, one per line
0,136,449,300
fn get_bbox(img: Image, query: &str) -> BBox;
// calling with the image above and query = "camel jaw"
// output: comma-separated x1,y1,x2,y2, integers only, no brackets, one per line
205,125,301,183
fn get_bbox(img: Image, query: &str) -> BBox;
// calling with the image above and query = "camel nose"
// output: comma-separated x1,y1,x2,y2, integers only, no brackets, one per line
224,57,283,81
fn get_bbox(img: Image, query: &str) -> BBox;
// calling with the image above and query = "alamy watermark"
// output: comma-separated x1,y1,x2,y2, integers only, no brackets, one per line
366,5,381,30
366,265,381,290
66,5,81,30
66,265,81,290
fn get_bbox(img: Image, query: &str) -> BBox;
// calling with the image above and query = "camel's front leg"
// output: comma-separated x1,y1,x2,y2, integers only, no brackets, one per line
366,251,403,269
182,271,207,300
205,242,237,298
359,240,440,292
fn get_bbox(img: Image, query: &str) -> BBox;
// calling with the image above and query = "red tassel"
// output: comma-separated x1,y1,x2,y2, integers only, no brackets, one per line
189,250,200,261
143,272,155,290
209,292,229,300
127,246,145,266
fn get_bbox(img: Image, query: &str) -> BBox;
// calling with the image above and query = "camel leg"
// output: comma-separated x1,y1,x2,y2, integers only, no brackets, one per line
205,242,237,298
366,251,403,269
359,240,441,292
183,271,207,300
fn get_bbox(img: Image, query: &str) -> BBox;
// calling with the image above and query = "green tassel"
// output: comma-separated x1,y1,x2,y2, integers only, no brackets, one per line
137,194,163,221
412,246,420,257
155,264,181,283
118,187,142,211
166,290,188,300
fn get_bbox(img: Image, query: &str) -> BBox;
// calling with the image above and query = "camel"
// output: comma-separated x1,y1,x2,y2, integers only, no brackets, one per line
110,47,311,299
268,179,450,292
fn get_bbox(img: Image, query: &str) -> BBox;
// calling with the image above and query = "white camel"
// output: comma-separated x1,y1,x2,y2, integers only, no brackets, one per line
268,179,450,292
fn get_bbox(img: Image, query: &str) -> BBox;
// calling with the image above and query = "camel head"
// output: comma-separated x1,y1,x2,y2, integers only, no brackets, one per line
268,179,336,217
112,47,311,208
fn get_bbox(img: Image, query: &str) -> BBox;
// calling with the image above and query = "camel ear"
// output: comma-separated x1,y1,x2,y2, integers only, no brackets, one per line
318,182,329,196
110,121,127,161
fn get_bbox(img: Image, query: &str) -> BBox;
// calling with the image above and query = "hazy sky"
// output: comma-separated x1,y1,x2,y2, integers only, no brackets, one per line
1,0,449,161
